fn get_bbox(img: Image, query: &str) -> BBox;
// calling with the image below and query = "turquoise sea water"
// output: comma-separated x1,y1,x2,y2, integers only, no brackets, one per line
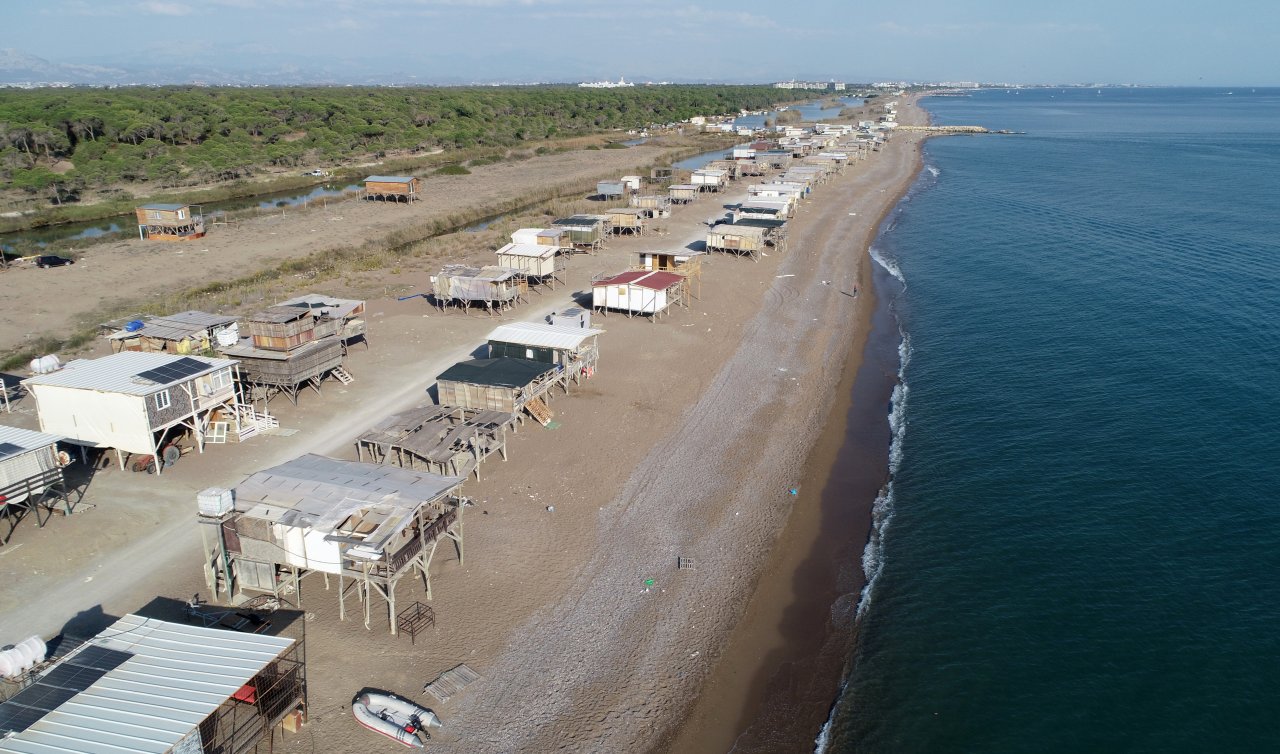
826,88,1280,752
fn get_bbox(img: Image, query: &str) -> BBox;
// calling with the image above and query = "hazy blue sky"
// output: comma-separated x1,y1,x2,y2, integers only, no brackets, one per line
3,0,1277,85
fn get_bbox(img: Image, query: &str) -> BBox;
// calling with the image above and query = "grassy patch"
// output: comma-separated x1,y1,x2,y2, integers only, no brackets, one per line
434,164,472,176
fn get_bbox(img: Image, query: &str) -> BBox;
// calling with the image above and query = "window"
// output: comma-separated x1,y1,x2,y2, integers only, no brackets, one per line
525,348,535,359
210,368,232,391
154,390,171,411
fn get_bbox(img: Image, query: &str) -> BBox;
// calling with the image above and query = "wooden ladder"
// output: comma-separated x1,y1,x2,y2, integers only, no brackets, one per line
332,366,355,385
524,396,554,426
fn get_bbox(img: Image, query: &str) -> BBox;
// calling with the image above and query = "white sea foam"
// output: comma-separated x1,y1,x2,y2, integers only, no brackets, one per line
870,245,905,284
926,164,941,178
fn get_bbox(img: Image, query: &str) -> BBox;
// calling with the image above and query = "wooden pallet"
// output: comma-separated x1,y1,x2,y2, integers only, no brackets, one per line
524,396,554,426
423,664,482,704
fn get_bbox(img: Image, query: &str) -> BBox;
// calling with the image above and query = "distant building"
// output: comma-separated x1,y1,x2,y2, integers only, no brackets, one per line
579,76,635,88
773,80,846,91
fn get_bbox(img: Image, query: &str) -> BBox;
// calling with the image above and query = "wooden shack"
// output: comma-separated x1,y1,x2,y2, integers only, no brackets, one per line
597,180,625,201
486,321,603,389
357,405,513,480
633,249,704,299
735,201,791,222
246,307,315,351
511,227,566,247
691,169,728,192
220,336,346,405
363,175,421,202
591,270,686,320
436,358,559,422
621,175,643,192
605,208,646,236
431,265,528,314
668,184,698,204
629,194,672,216
106,310,239,354
204,454,464,631
551,215,609,253
707,160,740,180
274,293,367,348
494,243,564,288
706,222,768,260
135,203,205,241
0,425,69,543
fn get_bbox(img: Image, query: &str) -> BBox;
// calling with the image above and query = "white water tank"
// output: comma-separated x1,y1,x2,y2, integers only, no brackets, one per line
198,487,234,517
29,354,62,374
0,635,46,677
215,323,240,348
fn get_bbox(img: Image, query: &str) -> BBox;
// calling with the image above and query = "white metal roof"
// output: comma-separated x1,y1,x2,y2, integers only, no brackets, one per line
22,353,237,396
495,243,558,260
486,321,603,350
0,424,61,453
0,614,294,754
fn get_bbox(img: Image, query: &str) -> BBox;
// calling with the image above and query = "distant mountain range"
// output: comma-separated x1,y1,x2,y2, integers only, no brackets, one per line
0,48,775,88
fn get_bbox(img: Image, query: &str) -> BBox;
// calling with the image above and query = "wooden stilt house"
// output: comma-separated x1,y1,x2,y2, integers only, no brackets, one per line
436,358,559,425
106,310,239,354
363,175,421,203
633,249,705,299
668,184,698,204
494,243,565,289
356,405,512,480
135,203,205,241
605,208,646,236
691,169,728,192
551,215,609,254
706,222,768,260
201,454,465,633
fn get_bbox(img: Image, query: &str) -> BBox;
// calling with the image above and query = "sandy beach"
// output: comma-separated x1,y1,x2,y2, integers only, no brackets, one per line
0,96,925,753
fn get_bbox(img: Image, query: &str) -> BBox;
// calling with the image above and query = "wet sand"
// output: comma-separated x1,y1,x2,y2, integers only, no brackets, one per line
662,109,925,754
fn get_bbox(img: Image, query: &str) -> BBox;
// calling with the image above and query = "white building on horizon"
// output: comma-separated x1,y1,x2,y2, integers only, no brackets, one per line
579,76,635,88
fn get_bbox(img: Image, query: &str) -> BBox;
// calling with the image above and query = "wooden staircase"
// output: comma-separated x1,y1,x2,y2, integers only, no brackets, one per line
235,406,278,441
524,396,554,426
332,366,355,385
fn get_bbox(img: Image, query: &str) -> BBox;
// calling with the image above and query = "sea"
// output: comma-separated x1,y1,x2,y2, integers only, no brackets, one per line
824,88,1280,752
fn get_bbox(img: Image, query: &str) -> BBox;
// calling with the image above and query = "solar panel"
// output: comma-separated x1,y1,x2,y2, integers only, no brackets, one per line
135,356,211,385
0,442,24,460
0,646,132,736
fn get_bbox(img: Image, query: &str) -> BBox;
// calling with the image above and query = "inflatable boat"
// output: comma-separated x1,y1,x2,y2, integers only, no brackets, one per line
352,691,441,748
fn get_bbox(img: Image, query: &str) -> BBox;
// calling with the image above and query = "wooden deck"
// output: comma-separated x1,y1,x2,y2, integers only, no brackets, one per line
355,405,514,479
423,664,482,704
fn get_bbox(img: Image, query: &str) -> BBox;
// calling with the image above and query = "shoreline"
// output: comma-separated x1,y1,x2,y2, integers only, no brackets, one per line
661,99,928,754
0,97,926,754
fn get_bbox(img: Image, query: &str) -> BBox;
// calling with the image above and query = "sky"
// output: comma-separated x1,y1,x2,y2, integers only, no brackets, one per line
2,0,1277,85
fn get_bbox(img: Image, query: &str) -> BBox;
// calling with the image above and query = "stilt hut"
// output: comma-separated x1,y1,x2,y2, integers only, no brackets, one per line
629,194,672,217
735,201,791,222
436,358,559,425
707,160,740,180
632,249,704,299
494,243,565,289
0,425,69,543
220,336,346,406
486,321,603,390
511,227,566,247
274,294,367,348
596,180,625,201
363,175,420,202
430,265,528,313
202,454,465,633
551,215,609,253
23,352,242,475
706,222,768,260
135,203,205,241
106,310,239,354
605,208,646,236
668,184,698,204
356,405,512,480
591,270,686,320
691,169,728,192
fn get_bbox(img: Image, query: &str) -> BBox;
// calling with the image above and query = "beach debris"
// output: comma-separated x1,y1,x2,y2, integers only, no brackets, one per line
789,488,799,496
776,274,796,278
643,578,655,593
546,505,555,512
678,557,696,571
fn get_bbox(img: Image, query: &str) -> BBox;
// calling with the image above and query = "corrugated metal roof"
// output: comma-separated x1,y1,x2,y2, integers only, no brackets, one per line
495,243,557,260
22,352,236,396
0,614,293,754
275,294,364,320
593,270,684,290
235,454,462,549
107,311,236,342
363,175,416,183
0,424,61,452
136,203,186,211
438,264,522,282
486,322,603,351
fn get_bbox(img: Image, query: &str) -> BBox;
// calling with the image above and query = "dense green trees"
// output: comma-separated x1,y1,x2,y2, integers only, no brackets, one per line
0,85,812,199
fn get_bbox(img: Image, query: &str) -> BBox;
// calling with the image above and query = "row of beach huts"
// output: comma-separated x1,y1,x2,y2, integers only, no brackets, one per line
0,103,900,752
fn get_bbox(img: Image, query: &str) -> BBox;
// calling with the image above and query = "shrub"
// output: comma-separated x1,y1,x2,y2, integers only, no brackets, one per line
434,164,471,176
